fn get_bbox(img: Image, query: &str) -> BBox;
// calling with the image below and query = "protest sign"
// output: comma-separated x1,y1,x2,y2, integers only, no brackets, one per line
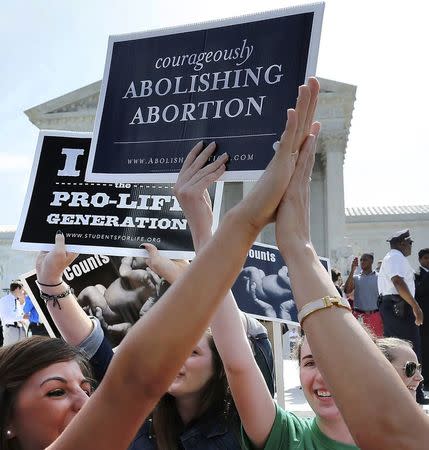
13,131,223,259
20,253,171,347
231,242,330,324
86,3,324,183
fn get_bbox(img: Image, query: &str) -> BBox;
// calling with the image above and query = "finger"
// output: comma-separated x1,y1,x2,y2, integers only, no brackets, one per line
278,108,298,157
291,134,314,188
189,141,217,173
54,230,65,252
189,163,226,195
140,243,159,258
187,152,228,187
302,123,321,182
303,78,320,135
54,231,78,264
294,84,311,144
180,141,204,172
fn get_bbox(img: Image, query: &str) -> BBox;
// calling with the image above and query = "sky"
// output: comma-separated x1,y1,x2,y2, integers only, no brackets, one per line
1,0,428,226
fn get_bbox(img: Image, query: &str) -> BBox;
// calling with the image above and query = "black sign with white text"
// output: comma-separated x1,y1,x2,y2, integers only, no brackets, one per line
14,131,222,258
86,4,324,183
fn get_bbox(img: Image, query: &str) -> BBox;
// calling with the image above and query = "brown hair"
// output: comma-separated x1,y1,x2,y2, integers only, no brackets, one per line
293,333,306,365
152,332,235,449
0,336,93,450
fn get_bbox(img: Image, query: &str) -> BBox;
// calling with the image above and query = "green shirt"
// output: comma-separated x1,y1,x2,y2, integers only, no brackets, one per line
242,404,360,450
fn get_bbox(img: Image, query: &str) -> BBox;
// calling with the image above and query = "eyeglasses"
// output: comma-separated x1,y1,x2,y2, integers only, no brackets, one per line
394,361,422,378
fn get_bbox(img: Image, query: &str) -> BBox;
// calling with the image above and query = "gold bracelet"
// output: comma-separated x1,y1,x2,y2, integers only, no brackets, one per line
298,296,351,326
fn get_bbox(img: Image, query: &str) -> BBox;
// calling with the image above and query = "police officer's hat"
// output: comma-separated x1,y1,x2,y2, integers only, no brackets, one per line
386,229,412,244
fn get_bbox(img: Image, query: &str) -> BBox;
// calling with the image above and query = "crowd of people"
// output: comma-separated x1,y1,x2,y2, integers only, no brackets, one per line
1,79,429,449
332,231,429,405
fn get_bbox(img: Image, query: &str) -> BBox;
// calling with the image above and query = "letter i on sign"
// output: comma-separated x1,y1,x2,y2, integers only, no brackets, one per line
57,148,85,177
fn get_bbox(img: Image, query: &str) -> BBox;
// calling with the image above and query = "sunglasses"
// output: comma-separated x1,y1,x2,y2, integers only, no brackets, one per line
395,361,422,378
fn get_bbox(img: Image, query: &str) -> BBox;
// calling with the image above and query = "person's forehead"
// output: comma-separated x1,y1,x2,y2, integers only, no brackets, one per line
392,345,417,362
25,360,84,387
196,334,212,351
300,336,311,359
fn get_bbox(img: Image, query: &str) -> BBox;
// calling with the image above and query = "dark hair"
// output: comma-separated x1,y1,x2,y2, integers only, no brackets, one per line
152,332,235,449
0,336,93,450
331,269,341,283
418,248,429,260
9,282,23,292
361,253,374,262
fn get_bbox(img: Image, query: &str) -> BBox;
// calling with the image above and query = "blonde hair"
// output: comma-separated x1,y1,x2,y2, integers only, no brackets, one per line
375,337,413,363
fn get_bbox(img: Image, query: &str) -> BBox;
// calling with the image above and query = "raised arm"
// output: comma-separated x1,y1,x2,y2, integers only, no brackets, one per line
46,80,320,450
343,257,358,295
174,140,275,448
274,124,429,449
174,78,319,448
36,239,93,346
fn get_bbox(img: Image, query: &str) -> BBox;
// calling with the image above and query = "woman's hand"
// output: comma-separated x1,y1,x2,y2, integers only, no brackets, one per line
275,120,320,252
36,231,78,286
233,78,320,232
141,243,189,284
173,141,227,250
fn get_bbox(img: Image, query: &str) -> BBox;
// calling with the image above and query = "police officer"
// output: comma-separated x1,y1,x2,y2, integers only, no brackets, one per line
378,229,428,404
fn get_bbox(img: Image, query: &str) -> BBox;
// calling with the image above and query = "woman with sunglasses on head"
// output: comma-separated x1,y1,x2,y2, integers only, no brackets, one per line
0,79,319,450
376,337,424,399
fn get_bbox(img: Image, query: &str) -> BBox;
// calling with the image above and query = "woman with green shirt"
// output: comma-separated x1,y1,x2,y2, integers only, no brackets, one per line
174,76,427,450
175,78,359,450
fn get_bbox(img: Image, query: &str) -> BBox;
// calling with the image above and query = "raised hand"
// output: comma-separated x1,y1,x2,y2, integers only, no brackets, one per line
173,141,227,250
275,119,321,251
36,231,78,285
234,78,320,232
141,243,189,283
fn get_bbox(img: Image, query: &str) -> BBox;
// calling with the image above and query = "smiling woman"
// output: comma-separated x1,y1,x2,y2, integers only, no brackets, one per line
293,335,357,446
0,336,93,450
376,337,423,397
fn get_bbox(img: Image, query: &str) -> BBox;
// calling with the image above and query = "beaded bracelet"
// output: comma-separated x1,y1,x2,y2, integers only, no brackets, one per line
39,285,73,309
298,296,351,327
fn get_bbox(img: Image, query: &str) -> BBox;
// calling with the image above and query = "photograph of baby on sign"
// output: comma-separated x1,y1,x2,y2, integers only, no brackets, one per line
232,242,329,324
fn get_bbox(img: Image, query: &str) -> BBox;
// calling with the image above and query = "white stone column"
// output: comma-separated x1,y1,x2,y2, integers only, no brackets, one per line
322,136,347,268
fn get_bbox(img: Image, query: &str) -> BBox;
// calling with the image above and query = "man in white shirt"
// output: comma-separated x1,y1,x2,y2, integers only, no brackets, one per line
0,281,26,346
378,229,427,404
